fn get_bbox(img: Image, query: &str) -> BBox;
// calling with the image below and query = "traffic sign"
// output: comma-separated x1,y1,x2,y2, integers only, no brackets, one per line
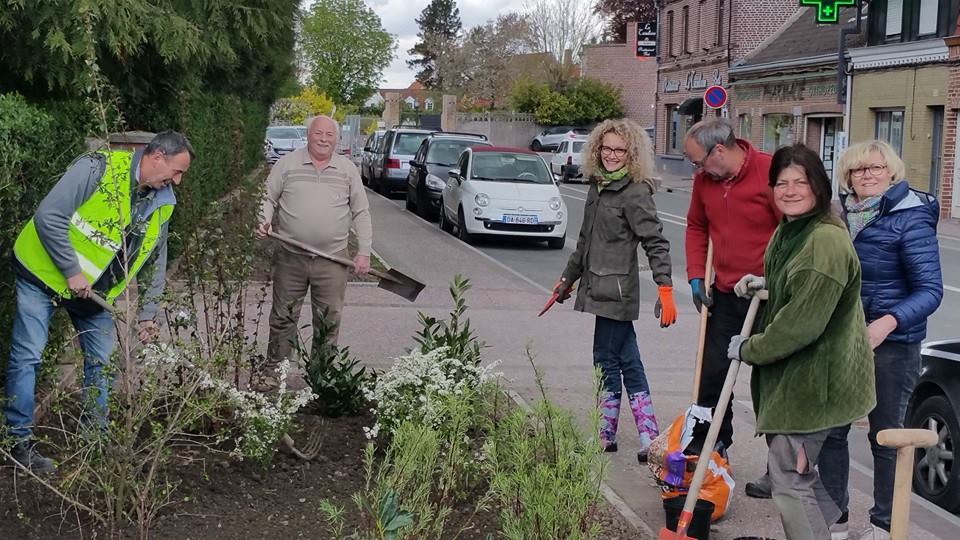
704,85,727,109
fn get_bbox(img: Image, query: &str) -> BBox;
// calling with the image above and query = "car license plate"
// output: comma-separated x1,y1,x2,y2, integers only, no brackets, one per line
502,214,538,225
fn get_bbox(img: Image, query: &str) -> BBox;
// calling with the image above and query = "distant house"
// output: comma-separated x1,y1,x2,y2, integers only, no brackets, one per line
364,81,438,112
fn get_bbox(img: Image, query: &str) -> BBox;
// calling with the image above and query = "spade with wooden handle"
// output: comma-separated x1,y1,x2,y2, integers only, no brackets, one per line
877,428,939,540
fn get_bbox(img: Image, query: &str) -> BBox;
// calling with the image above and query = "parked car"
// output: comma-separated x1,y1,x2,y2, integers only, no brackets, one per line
529,126,589,152
406,132,491,220
264,125,306,165
360,130,386,185
439,146,567,249
370,127,435,195
549,137,588,182
908,339,960,512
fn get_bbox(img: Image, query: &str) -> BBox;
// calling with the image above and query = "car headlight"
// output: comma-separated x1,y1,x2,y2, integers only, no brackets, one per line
475,193,489,207
425,174,445,190
549,197,562,211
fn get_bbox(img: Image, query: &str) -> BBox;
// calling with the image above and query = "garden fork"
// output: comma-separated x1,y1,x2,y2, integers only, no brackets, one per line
281,428,323,460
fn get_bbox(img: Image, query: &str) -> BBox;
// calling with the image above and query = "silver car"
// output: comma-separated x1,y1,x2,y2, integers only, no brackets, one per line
264,125,306,165
529,126,589,152
549,138,588,182
370,127,435,195
361,130,385,185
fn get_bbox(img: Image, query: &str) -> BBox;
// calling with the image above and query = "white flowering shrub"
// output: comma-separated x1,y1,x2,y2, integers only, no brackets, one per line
364,346,500,437
200,360,316,464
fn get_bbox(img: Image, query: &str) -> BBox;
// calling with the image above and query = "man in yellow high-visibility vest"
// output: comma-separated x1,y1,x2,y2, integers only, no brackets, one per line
5,131,193,473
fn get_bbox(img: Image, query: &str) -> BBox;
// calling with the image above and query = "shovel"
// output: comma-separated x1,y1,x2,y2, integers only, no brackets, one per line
691,238,714,403
269,232,425,302
659,290,766,540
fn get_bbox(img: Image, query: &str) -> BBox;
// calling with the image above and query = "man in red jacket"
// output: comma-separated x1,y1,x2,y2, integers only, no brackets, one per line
683,118,780,496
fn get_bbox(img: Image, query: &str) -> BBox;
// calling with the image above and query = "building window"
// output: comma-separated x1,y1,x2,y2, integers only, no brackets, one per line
919,0,938,36
875,109,905,155
682,6,690,54
886,0,904,38
424,98,434,111
717,0,725,46
668,105,681,154
871,0,950,43
738,114,752,140
667,11,675,57
763,114,795,153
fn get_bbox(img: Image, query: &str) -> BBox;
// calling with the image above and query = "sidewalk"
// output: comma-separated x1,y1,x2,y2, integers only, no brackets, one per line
277,191,948,540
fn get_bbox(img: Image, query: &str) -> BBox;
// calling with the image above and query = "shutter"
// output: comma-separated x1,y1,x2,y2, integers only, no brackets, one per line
886,0,904,37
919,0,939,35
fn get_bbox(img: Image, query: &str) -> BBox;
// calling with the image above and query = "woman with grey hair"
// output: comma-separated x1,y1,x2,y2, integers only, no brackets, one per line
553,118,676,462
817,140,943,540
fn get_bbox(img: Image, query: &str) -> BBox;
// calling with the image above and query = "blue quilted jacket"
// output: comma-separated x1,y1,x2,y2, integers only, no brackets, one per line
840,181,943,343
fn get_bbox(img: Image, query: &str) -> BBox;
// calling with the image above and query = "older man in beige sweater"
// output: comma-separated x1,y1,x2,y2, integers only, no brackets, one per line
256,115,372,390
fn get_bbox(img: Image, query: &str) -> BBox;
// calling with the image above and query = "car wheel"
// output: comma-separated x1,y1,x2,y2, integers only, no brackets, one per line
531,140,542,152
911,394,960,512
559,166,567,183
547,236,565,249
439,201,454,233
405,184,416,211
457,208,474,245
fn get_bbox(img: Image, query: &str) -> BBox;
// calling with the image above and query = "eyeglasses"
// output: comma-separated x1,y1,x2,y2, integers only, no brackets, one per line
850,164,887,178
599,146,627,158
689,145,717,169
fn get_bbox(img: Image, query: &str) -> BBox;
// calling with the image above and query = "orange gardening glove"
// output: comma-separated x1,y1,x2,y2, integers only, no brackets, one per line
654,285,677,328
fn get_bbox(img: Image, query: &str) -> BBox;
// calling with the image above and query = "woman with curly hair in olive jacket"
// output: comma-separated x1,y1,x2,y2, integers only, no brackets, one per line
553,118,677,463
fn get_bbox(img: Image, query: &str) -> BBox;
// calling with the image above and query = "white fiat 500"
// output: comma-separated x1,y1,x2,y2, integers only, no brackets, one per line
439,147,568,249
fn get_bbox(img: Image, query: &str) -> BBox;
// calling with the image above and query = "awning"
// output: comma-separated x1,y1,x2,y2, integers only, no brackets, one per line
678,97,704,115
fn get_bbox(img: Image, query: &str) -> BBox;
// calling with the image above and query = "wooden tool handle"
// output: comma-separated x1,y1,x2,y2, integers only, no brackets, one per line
691,239,714,402
268,231,398,283
877,428,938,449
89,292,114,313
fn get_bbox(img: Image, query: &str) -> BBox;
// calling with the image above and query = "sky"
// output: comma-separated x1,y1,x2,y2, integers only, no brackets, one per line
363,0,521,89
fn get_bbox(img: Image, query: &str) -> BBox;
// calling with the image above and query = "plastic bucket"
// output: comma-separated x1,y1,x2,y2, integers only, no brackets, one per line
662,495,714,540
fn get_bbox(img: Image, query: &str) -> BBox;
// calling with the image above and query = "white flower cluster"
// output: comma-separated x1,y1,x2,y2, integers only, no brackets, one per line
140,342,182,369
363,347,501,437
200,360,316,462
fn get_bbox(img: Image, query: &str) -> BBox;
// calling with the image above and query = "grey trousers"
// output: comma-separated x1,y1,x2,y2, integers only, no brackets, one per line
768,430,842,540
266,248,349,366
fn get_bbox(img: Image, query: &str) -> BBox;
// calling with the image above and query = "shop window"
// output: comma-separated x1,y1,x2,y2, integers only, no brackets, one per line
762,114,795,153
875,109,904,155
738,114,752,140
668,105,681,154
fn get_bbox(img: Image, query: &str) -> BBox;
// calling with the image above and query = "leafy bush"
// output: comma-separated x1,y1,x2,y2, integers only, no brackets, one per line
509,77,623,126
508,78,552,113
299,309,374,418
414,275,485,366
270,86,337,125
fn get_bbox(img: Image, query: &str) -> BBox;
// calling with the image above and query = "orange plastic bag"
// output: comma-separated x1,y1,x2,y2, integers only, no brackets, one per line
647,405,735,522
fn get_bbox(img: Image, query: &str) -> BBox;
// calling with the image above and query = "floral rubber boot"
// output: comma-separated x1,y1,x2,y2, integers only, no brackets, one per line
629,391,659,463
598,391,621,452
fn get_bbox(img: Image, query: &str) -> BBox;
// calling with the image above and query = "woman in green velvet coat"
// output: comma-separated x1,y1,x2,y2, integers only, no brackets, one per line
727,144,875,540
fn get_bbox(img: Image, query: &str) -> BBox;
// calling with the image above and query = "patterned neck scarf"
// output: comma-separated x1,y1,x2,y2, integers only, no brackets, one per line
844,191,885,239
597,166,629,191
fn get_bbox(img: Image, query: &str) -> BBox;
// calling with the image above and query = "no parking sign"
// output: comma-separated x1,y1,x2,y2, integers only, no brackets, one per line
704,85,727,109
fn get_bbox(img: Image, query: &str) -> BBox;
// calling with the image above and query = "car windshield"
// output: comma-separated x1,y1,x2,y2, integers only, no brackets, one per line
267,127,302,140
426,140,478,166
471,153,552,184
394,133,430,155
571,141,585,153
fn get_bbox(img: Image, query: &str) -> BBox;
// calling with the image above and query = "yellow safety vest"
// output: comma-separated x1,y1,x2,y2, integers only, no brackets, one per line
13,150,174,302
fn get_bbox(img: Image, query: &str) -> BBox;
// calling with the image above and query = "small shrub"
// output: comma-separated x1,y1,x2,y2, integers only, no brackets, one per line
298,309,373,418
414,274,485,366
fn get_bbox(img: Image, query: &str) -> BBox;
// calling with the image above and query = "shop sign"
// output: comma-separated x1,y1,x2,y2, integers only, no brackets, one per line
733,81,837,102
661,69,723,94
636,21,657,58
663,79,681,93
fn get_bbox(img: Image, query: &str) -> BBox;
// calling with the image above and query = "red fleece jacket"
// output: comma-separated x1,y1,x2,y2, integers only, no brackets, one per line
685,139,781,292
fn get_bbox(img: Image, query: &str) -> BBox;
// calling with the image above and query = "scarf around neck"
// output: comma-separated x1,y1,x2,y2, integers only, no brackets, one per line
844,187,888,239
597,166,629,190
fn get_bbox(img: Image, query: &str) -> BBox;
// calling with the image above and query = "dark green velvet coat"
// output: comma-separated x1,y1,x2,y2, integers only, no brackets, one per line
741,214,876,434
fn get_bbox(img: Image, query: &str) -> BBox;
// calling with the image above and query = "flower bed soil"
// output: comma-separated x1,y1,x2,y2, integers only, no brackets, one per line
1,410,640,539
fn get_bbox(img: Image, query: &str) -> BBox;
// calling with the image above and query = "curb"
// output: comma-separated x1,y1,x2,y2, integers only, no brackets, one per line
504,389,657,537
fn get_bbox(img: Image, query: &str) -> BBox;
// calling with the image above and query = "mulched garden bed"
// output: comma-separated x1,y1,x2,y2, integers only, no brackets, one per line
1,409,639,539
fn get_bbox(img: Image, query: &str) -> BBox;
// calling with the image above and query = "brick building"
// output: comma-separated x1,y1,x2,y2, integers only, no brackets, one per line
942,35,960,219
848,0,958,218
580,21,658,129
728,8,864,180
654,0,800,175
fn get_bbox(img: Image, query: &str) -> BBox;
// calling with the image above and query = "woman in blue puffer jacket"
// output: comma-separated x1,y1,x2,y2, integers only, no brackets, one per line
817,140,943,540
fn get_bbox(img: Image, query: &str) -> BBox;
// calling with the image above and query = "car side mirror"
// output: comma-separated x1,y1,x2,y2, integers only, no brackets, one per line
448,169,461,182
363,146,370,152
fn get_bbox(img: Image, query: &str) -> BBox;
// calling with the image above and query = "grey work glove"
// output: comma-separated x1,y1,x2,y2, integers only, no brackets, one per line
733,274,766,298
728,334,748,362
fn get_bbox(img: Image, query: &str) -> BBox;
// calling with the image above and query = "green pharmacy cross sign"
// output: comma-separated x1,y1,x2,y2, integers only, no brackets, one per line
800,0,856,23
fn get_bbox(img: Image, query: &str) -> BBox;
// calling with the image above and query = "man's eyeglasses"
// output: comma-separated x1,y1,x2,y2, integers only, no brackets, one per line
599,146,628,158
689,145,716,169
850,164,887,178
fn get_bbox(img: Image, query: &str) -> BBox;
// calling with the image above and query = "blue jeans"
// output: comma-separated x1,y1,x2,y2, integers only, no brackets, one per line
818,340,921,530
4,277,116,440
593,316,650,395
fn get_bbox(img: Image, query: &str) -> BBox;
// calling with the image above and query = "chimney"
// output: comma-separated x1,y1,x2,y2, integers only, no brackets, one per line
628,21,638,49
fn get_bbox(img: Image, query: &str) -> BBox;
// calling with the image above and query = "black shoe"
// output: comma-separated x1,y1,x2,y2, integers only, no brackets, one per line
745,473,772,499
603,442,618,453
637,449,648,463
7,441,57,474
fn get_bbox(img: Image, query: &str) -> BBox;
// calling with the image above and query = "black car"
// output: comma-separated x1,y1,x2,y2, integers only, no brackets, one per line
405,132,491,220
908,339,960,512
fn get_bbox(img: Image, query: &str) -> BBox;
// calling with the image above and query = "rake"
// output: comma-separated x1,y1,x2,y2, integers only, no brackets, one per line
281,428,323,460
